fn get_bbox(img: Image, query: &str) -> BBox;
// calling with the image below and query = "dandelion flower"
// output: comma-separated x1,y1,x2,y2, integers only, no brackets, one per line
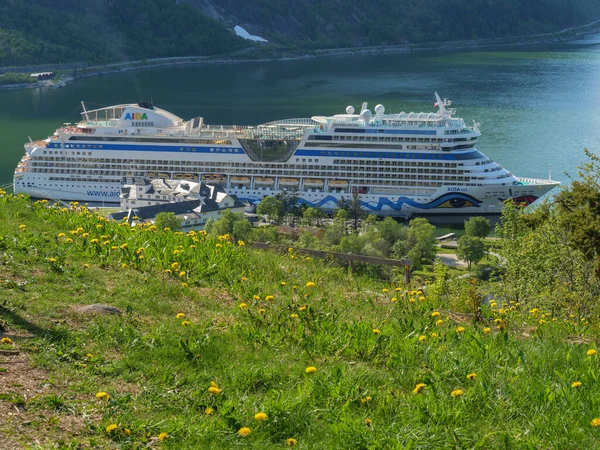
391,297,398,302
158,432,168,440
176,313,185,319
587,349,597,356
181,321,191,326
205,407,214,415
179,270,186,278
306,281,316,288
451,389,464,397
466,373,477,380
265,295,275,301
413,383,426,394
210,381,218,388
418,335,426,342
364,418,372,426
1,337,13,345
431,311,441,317
290,313,299,319
95,391,109,399
287,438,298,446
106,424,118,433
253,295,261,301
572,381,582,388
216,243,222,249
254,412,268,421
238,427,251,437
361,396,372,404
208,386,221,395
430,332,438,338
83,263,90,269
280,281,287,286
305,366,317,374
483,327,491,334
181,282,189,288
124,428,131,435
171,262,179,269
238,240,245,247
456,327,465,333
419,296,426,301
382,288,389,293
435,319,444,326
373,329,381,335
65,238,73,244
591,418,600,427
258,308,266,315
239,303,247,309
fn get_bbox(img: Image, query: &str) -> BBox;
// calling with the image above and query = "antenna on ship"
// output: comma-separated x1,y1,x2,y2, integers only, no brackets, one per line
434,92,446,115
549,164,552,181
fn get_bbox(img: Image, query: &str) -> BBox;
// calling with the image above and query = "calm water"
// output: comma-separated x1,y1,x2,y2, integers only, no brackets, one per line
3,37,600,189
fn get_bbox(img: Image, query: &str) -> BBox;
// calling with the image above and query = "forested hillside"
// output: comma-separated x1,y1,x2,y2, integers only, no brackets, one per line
1,0,600,66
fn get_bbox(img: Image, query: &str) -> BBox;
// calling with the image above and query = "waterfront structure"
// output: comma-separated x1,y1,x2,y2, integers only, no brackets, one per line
13,94,559,217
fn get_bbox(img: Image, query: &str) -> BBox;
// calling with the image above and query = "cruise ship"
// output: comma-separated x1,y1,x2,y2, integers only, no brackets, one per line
13,94,559,216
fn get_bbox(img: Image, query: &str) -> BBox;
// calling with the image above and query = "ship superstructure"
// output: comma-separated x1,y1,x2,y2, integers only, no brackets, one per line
13,94,559,216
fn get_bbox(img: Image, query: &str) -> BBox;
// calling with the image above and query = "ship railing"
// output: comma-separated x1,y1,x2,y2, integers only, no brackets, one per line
516,177,559,185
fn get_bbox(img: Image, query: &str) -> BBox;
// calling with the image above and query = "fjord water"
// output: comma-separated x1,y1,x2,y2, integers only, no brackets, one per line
3,37,600,189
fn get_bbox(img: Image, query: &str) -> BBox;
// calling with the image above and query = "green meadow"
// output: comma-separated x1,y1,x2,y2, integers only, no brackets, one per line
1,192,600,449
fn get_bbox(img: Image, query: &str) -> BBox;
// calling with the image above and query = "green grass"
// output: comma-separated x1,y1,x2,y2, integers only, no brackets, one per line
1,193,599,448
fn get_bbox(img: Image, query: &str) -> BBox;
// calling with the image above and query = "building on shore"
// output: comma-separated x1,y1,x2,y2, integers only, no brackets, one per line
110,178,247,229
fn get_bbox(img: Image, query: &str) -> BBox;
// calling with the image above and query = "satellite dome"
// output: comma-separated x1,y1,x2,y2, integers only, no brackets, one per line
360,109,372,123
346,105,355,114
375,104,385,114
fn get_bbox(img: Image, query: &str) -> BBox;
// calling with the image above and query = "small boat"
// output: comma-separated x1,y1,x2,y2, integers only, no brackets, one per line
329,179,349,187
231,176,251,185
279,177,299,187
183,173,197,180
203,174,227,184
147,172,156,178
303,178,325,188
158,172,169,178
174,173,185,179
255,177,275,186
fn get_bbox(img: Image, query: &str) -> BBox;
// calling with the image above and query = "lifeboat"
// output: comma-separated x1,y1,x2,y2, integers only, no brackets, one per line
203,174,227,184
255,177,275,186
231,176,251,185
329,179,349,187
183,173,197,180
279,178,299,187
303,178,325,188
158,172,169,178
147,172,156,178
174,173,185,179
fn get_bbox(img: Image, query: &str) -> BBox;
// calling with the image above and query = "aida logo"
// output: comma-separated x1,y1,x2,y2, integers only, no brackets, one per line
123,112,149,120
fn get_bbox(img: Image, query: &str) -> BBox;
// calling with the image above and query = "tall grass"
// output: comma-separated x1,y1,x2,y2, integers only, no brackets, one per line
0,192,599,449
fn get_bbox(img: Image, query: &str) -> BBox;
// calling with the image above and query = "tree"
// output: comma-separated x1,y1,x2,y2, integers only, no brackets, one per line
464,216,491,238
154,212,181,231
275,191,302,225
377,217,407,247
456,235,485,269
233,219,253,241
405,218,436,269
348,193,366,232
256,196,284,224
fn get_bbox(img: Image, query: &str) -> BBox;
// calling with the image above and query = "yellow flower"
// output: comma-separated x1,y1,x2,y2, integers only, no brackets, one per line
238,427,251,437
210,381,218,387
163,227,171,232
391,297,398,302
382,288,389,293
18,224,26,229
124,428,131,435
290,313,299,319
364,418,372,426
58,232,66,238
241,276,247,281
298,305,307,311
305,366,317,374
373,329,381,335
591,418,600,427
106,423,118,433
413,383,426,394
258,308,266,315
254,412,268,421
91,239,99,244
451,389,464,397
280,281,287,286
435,319,444,326
483,327,491,334
179,270,186,278
158,432,168,440
287,438,298,446
95,391,109,399
120,243,128,250
430,332,438,338
466,373,477,380
431,311,441,317
418,296,426,302
587,349,597,356
83,263,90,269
181,282,189,288
171,262,179,269
121,263,128,269
572,381,582,388
1,337,13,345
238,240,245,247
65,238,73,244
417,334,427,342
49,257,57,263
306,281,316,288
239,303,247,309
176,313,185,319
208,386,221,395
181,321,191,326
216,243,222,249
265,295,275,301
253,295,261,301
456,327,465,333
361,396,372,404
205,407,214,415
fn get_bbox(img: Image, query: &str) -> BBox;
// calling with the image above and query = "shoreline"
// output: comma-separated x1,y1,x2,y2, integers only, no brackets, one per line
2,20,600,90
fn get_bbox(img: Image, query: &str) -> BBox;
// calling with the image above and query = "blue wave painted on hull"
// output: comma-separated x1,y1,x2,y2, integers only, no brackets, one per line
239,192,481,212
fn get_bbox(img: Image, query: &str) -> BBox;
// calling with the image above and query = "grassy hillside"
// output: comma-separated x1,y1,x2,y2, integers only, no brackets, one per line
1,192,600,448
